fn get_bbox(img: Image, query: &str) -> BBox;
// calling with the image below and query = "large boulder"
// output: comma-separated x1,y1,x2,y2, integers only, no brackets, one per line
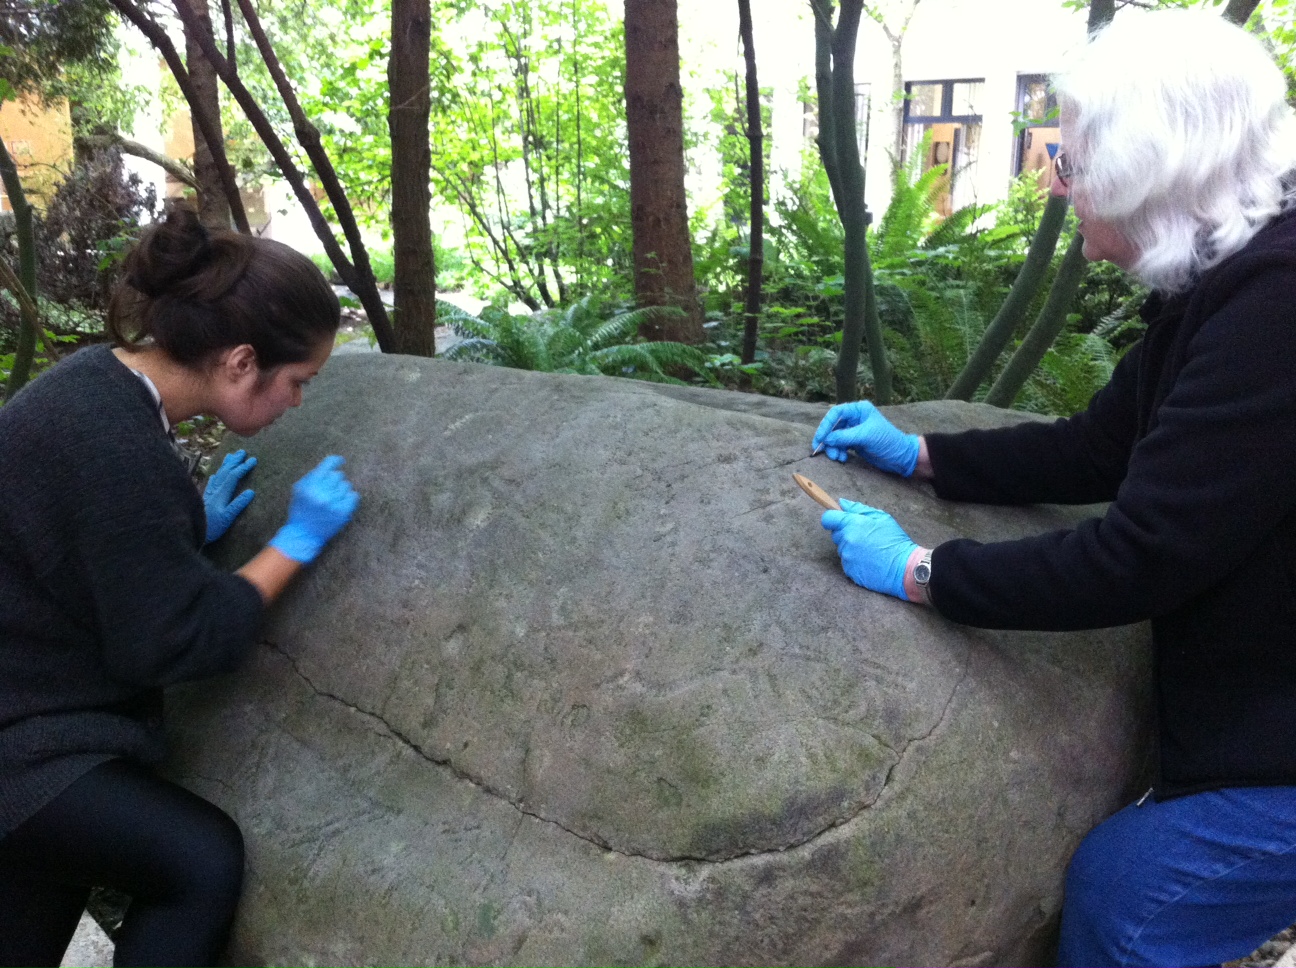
172,354,1152,966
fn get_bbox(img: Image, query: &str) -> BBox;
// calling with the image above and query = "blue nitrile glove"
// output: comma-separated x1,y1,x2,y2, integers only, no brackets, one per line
269,455,361,564
820,498,918,601
811,401,920,476
203,449,257,544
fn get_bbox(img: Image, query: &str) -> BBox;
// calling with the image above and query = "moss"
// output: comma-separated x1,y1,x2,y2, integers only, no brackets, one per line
581,931,648,968
655,777,684,809
475,901,499,939
612,706,720,794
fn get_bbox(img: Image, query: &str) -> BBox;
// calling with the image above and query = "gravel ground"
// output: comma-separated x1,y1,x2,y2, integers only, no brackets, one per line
1229,925,1296,967
59,914,1296,966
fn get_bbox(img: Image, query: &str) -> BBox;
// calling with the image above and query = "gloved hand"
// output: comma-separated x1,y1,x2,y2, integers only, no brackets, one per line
811,401,920,476
820,498,917,601
269,455,360,564
203,449,257,544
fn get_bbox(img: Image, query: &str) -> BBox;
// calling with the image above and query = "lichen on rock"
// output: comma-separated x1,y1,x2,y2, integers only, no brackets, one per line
171,355,1152,966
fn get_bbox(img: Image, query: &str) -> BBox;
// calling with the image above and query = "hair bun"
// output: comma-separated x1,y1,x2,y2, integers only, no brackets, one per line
126,205,214,298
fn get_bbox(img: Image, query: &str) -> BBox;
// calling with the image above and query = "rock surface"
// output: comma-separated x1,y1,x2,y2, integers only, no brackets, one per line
171,355,1154,966
58,914,112,968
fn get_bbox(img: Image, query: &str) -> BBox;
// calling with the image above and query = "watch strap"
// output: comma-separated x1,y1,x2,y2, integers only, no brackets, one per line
913,549,933,605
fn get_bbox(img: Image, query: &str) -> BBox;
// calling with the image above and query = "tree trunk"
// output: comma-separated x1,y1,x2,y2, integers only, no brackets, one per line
944,0,1113,401
1222,0,1261,26
623,0,703,343
1087,0,1115,33
388,0,437,357
887,33,903,173
813,0,844,212
158,0,397,351
983,234,1089,408
105,0,250,232
0,137,38,398
811,1,843,210
812,0,888,403
944,194,1067,400
737,0,763,366
69,101,110,167
831,0,888,403
182,0,231,229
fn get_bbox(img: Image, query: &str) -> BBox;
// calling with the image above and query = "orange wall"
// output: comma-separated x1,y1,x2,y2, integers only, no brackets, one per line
164,105,195,199
0,95,73,212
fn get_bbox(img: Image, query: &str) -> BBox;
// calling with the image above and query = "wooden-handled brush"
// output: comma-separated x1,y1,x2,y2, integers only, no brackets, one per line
792,473,841,512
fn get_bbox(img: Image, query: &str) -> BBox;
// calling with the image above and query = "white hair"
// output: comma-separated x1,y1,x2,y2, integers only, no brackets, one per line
1052,9,1296,293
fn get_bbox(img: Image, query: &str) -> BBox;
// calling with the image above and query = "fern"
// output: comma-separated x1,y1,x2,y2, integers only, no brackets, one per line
882,275,991,402
922,202,988,250
870,131,989,266
1016,330,1119,416
872,134,948,264
439,298,709,385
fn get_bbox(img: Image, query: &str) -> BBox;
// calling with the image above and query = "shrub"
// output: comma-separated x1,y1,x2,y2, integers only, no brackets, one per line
440,296,711,385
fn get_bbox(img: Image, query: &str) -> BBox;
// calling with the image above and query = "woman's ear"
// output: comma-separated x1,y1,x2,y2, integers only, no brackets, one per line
218,344,259,382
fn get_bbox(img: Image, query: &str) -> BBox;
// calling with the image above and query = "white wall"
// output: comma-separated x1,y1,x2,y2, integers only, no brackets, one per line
117,29,169,216
670,0,1089,222
866,0,1088,215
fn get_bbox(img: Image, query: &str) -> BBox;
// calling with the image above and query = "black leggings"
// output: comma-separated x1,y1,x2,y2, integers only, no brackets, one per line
0,758,244,967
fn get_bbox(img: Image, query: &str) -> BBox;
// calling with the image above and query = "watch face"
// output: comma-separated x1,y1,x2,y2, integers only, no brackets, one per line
914,561,932,584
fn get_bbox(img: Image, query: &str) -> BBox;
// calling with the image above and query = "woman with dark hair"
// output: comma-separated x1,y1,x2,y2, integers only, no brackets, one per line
811,10,1296,966
0,207,360,966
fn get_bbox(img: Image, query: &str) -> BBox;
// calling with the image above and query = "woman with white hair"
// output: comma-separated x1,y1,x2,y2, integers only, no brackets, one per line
811,10,1296,966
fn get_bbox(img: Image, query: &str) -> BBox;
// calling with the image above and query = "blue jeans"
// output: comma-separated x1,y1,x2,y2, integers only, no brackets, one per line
1059,786,1296,967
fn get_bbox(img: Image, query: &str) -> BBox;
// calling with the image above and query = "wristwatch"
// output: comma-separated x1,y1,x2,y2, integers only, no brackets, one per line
913,550,933,604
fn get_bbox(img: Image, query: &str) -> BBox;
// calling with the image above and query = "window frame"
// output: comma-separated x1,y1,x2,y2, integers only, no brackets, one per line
1013,73,1061,176
902,78,984,126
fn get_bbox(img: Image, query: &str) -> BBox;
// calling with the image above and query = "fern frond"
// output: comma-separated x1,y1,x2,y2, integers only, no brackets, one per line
593,305,686,345
441,337,501,363
589,341,707,383
922,203,987,249
585,314,640,350
544,322,588,366
437,302,493,340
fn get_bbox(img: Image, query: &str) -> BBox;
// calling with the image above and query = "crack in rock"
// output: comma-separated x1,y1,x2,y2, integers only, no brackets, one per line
737,499,786,517
263,639,969,866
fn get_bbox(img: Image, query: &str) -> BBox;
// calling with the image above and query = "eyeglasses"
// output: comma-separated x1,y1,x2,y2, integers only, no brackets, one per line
1053,149,1080,188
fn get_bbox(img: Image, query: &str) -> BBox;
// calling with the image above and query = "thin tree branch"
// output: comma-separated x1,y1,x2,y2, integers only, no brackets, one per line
0,256,56,362
221,0,237,69
0,134,38,395
104,0,251,232
170,0,396,352
738,0,764,366
82,133,198,189
224,0,393,348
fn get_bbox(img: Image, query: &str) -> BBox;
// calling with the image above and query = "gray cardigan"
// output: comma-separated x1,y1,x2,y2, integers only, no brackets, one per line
0,345,263,834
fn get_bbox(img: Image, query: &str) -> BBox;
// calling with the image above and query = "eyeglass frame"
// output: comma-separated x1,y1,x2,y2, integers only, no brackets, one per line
1053,149,1081,188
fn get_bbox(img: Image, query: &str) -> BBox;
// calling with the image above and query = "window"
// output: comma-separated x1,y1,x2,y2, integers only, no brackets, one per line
1015,74,1060,190
801,98,818,142
801,84,872,166
902,78,983,216
854,82,871,158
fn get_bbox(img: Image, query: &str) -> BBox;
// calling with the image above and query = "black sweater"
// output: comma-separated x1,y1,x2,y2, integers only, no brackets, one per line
925,210,1296,798
0,346,263,834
